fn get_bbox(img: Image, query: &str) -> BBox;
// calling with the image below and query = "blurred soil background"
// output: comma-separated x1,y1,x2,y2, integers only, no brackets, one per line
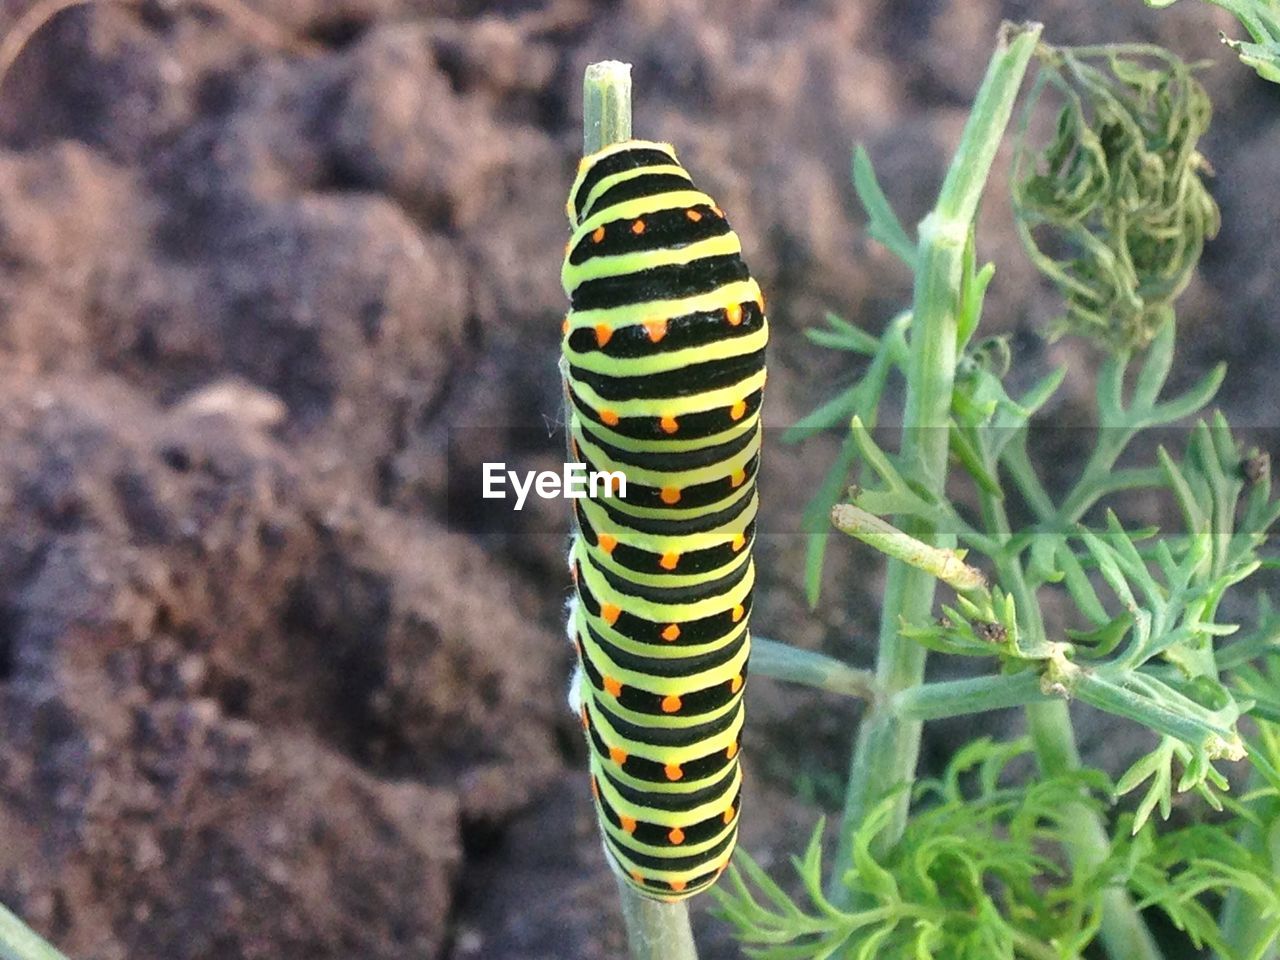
0,1,1275,958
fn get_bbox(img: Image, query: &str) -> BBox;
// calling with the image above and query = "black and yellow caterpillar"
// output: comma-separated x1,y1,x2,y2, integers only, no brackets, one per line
561,139,767,900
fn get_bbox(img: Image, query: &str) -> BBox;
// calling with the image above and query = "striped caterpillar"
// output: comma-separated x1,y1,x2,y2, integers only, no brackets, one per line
561,139,767,900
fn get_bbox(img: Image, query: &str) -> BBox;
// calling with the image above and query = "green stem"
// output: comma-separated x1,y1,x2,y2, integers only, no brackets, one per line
1217,770,1280,960
617,878,699,960
750,637,879,701
0,903,69,960
583,60,631,154
1010,926,1069,960
1027,702,1165,960
582,59,698,960
892,670,1051,720
975,440,1162,958
979,458,1162,956
828,21,1042,902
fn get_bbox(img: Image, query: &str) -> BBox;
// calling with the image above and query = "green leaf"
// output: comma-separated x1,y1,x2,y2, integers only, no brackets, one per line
853,145,917,268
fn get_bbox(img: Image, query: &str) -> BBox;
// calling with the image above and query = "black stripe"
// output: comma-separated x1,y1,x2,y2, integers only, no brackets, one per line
587,683,742,747
585,653,747,724
603,845,725,895
569,348,764,403
598,787,740,849
587,481,755,538
577,419,757,472
576,501,756,578
579,446,760,514
573,146,676,223
583,617,748,682
599,759,737,813
568,384,764,442
576,558,754,647
604,528,755,581
589,719,740,783
567,298,764,358
586,546,750,606
582,172,695,221
605,823,737,873
571,254,750,312
569,204,732,266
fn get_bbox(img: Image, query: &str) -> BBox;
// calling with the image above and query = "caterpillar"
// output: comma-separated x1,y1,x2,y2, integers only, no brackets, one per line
560,139,767,901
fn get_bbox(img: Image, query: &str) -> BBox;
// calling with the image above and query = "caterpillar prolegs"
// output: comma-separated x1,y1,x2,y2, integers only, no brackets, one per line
560,139,767,900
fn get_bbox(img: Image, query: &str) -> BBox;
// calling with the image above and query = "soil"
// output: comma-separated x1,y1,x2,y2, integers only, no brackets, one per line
0,1,1275,958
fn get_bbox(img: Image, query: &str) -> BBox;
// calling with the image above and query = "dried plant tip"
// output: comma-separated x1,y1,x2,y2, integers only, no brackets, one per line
1012,45,1219,352
1243,450,1270,486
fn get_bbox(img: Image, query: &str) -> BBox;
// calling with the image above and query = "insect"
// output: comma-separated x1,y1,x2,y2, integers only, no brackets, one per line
561,139,767,900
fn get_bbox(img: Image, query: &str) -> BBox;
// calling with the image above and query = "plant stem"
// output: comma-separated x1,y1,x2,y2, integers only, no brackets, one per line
750,637,879,701
892,670,1051,720
0,903,69,960
616,877,699,960
583,60,631,154
581,59,698,960
1216,770,1280,960
828,21,1042,902
979,441,1163,958
1027,701,1165,960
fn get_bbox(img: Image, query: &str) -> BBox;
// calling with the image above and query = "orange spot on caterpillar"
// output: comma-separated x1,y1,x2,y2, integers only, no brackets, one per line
730,674,744,693
686,208,702,222
725,303,743,326
661,694,682,714
669,879,688,893
659,414,679,435
712,205,725,218
664,763,684,781
729,400,747,421
758,292,766,312
730,468,746,488
723,805,736,824
601,603,621,626
564,239,571,256
598,533,618,554
726,740,739,759
600,409,620,426
594,324,613,347
659,551,680,571
609,745,628,765
668,827,686,845
661,624,681,642
660,487,682,505
561,317,569,335
731,604,745,623
603,676,622,697
644,318,668,342
592,226,606,243
620,815,637,834
731,533,746,552
631,219,646,235
580,706,589,730
590,776,599,799
630,870,644,884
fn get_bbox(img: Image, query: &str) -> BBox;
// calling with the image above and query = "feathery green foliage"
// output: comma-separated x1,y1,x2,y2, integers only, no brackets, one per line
718,741,1280,959
751,29,1280,960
